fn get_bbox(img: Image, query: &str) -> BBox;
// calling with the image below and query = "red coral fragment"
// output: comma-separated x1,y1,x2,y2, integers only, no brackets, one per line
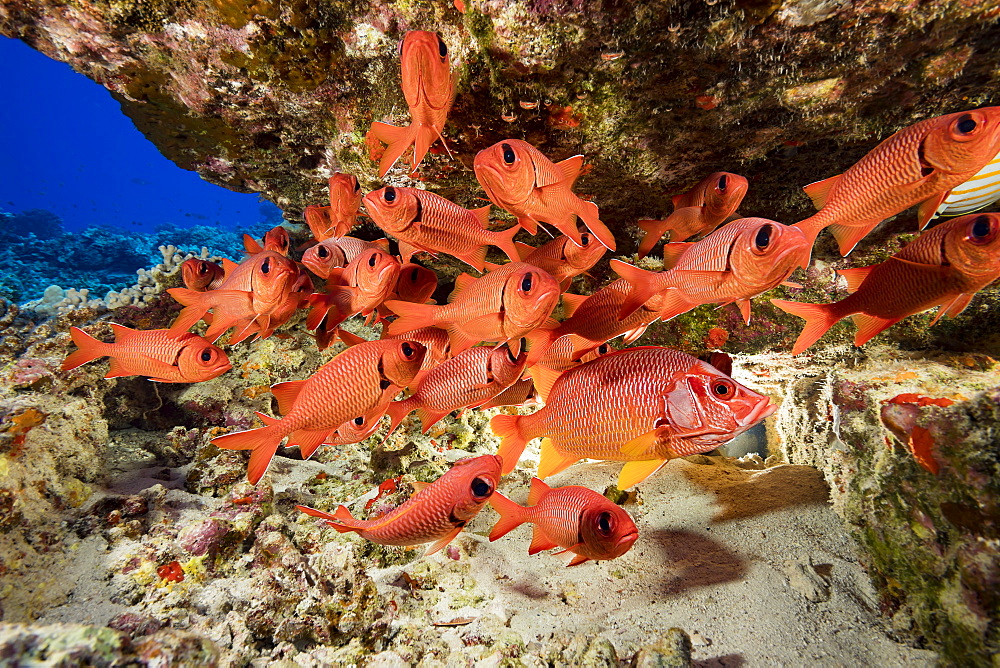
887,393,955,408
548,105,582,129
156,561,185,583
365,476,402,511
1,408,46,457
695,95,719,110
908,426,940,475
704,327,729,349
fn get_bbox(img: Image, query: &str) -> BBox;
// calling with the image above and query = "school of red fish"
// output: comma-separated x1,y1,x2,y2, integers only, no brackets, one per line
63,29,1000,567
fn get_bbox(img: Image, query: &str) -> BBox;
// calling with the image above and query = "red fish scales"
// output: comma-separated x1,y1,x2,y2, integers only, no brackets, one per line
554,279,659,345
515,487,596,548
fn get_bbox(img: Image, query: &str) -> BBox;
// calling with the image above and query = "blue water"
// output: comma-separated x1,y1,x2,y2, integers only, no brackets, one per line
0,37,285,303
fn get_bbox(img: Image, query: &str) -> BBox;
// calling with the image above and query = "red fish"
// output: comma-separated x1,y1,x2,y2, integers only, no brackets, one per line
213,339,426,484
375,262,439,322
636,171,748,258
492,347,776,489
302,236,391,279
368,31,455,177
296,455,501,555
795,107,1000,255
479,378,537,410
363,186,520,271
473,139,616,251
181,259,225,292
494,234,606,291
488,478,638,566
300,398,391,459
385,342,527,434
324,173,363,239
339,326,452,373
773,212,1000,354
62,325,231,383
612,217,811,324
243,225,291,256
384,262,561,355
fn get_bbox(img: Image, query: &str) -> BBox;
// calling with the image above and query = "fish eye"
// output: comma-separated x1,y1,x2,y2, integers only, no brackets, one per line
596,511,615,536
261,258,271,274
470,477,493,498
598,343,610,355
437,36,448,59
580,233,590,246
353,179,361,192
712,378,736,399
201,349,213,362
520,272,533,292
411,267,420,281
501,143,516,165
969,215,996,244
754,224,773,251
384,186,396,203
718,174,728,191
506,344,519,364
198,262,209,275
318,246,329,258
368,253,377,267
353,416,365,426
401,342,415,358
957,114,978,135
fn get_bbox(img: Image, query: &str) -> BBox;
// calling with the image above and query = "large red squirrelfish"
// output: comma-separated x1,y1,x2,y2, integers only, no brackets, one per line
795,106,1000,255
384,262,561,355
636,171,748,258
243,225,291,256
213,339,426,484
773,212,1000,354
364,186,521,272
302,236,391,279
491,347,776,489
489,478,638,566
297,455,501,555
181,259,225,292
612,217,811,324
62,325,231,383
385,342,527,435
368,31,455,178
473,139,616,251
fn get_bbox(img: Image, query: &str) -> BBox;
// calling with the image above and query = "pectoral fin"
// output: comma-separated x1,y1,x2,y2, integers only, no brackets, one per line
424,525,464,556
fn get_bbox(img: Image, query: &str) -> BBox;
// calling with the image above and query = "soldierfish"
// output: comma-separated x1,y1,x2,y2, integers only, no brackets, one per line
795,106,1000,255
297,455,502,556
368,31,455,177
62,325,231,383
772,212,1000,354
338,326,452,373
375,263,439,322
474,139,616,251
636,171,748,258
612,217,811,324
384,342,527,435
363,186,521,271
384,262,561,355
213,339,426,484
489,478,638,566
495,233,606,291
491,346,776,489
244,225,291,256
327,173,363,239
181,259,225,292
302,236,391,279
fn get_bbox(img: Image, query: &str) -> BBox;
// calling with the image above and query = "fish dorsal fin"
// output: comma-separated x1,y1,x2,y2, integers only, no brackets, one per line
537,438,579,479
662,242,693,270
561,293,588,319
243,233,263,254
670,193,685,208
271,379,308,415
556,155,584,186
838,266,875,294
917,191,950,230
254,411,280,426
514,241,534,261
109,323,136,339
472,205,491,227
410,480,431,496
617,458,668,490
802,174,841,210
529,364,562,403
336,329,368,346
424,525,464,556
448,273,478,303
527,477,551,506
221,258,240,277
528,525,559,555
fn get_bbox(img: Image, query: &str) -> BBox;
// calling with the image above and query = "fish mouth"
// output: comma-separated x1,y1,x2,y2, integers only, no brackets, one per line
738,398,778,427
617,530,639,549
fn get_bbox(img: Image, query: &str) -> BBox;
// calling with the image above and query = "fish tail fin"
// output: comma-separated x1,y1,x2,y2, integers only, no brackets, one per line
635,218,668,259
495,224,522,265
770,299,841,355
166,287,211,335
573,198,616,251
491,414,528,475
658,207,705,243
370,121,416,178
297,504,359,533
61,326,109,371
411,124,439,173
487,491,526,541
382,300,440,335
242,233,263,254
524,325,559,366
211,424,285,485
610,259,659,320
384,398,415,439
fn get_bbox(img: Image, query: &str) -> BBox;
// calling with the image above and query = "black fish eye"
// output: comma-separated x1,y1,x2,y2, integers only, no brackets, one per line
957,114,978,134
755,224,773,250
437,36,448,58
201,349,213,362
411,267,420,281
972,215,992,239
501,143,516,165
368,253,377,267
402,342,415,357
261,258,271,274
506,345,518,364
198,263,209,275
597,511,614,535
521,272,533,292
384,186,396,202
353,416,365,426
713,379,734,397
598,343,610,354
580,233,590,246
318,246,329,258
470,477,493,498
353,179,361,192
718,174,728,190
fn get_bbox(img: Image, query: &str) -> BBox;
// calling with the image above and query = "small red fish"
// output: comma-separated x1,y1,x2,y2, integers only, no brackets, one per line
384,262,561,355
325,173,363,239
385,342,527,434
636,171,748,258
296,455,502,555
339,326,452,373
62,325,231,383
243,225,291,256
368,31,455,177
302,236,391,279
492,346,776,489
795,107,1000,255
488,478,638,566
301,398,391,459
493,234,606,291
181,259,225,291
213,339,426,484
375,263,439,322
474,139,616,251
772,212,1000,354
612,217,811,324
363,186,520,271
479,378,537,410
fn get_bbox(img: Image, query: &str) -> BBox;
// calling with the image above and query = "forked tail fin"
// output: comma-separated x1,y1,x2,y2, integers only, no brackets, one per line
370,121,418,178
211,424,286,485
61,327,109,371
491,414,529,475
296,504,360,533
382,300,440,336
770,298,842,355
574,198,616,251
487,491,526,541
609,260,661,320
